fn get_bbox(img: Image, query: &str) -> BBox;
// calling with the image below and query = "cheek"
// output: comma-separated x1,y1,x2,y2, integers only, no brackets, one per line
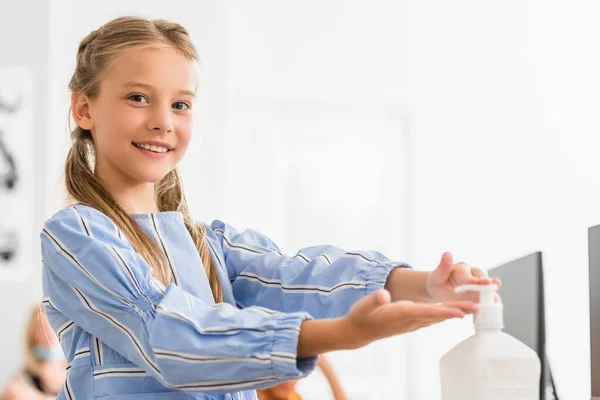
95,105,144,146
175,118,193,148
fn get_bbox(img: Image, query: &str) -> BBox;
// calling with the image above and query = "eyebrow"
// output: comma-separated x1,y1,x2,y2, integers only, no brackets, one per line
122,81,195,97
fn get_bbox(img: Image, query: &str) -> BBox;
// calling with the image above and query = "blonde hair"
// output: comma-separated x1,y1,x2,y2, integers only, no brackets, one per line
24,305,55,373
66,16,222,302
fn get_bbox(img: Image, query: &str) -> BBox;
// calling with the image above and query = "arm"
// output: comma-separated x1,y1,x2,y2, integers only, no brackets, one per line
209,221,411,319
41,206,318,393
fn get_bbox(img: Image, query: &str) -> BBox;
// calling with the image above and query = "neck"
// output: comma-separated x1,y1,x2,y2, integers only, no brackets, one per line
114,183,159,214
95,169,159,214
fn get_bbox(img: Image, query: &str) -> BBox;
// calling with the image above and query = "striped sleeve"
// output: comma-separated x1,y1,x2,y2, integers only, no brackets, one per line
209,220,411,319
41,206,317,392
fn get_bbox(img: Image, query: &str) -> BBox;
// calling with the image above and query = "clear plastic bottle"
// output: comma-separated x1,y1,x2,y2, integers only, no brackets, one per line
440,284,541,400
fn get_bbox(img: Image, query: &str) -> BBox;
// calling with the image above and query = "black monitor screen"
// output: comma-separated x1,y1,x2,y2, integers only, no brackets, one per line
588,225,600,399
491,252,556,399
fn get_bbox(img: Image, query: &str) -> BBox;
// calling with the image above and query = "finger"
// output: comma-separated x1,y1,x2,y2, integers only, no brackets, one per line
375,288,392,305
415,310,464,327
354,289,391,316
470,267,501,285
394,301,467,319
455,291,482,303
418,316,461,328
436,300,478,313
451,262,474,284
432,252,454,283
470,267,488,278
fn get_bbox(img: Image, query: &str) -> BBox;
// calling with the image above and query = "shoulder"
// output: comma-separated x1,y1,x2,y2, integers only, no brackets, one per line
42,205,120,240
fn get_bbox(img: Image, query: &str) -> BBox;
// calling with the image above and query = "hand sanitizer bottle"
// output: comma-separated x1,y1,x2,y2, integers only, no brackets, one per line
440,284,541,400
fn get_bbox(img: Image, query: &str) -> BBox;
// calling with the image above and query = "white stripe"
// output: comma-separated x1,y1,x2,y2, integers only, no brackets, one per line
57,320,75,342
67,349,91,370
233,302,281,316
42,228,144,316
94,371,149,379
150,215,179,285
70,286,162,377
175,376,278,391
216,229,285,257
93,360,283,392
272,351,297,361
98,340,103,365
154,349,272,364
342,252,378,264
185,292,194,310
65,372,75,400
151,277,166,294
74,208,94,238
111,246,153,306
74,348,90,360
94,367,148,380
41,297,59,311
245,305,280,316
220,235,264,255
294,253,310,263
94,337,102,365
205,236,227,272
236,271,365,294
155,306,300,336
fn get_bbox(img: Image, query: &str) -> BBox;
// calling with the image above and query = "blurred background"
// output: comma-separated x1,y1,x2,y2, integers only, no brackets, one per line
1,0,600,399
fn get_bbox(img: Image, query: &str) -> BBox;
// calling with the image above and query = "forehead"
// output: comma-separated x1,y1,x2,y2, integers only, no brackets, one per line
101,47,197,94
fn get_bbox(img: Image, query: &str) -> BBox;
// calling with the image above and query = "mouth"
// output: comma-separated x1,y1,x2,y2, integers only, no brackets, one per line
132,142,174,154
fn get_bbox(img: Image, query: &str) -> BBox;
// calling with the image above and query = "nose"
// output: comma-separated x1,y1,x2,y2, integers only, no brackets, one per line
148,105,173,134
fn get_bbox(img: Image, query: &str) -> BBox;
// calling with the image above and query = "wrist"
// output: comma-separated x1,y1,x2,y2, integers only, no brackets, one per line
385,268,435,303
297,318,351,358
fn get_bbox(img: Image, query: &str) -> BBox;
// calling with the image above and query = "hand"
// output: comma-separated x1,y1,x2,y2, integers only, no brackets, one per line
426,252,501,303
341,288,477,349
38,361,66,395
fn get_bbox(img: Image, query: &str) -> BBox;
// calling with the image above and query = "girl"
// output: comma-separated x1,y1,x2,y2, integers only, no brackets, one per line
41,16,498,400
1,306,66,399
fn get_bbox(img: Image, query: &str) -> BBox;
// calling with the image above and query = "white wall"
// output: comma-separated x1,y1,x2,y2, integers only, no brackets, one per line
222,2,411,398
404,1,600,399
3,1,599,399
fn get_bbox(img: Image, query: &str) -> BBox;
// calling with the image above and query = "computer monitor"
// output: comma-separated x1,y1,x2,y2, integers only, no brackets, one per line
490,252,558,399
588,225,600,399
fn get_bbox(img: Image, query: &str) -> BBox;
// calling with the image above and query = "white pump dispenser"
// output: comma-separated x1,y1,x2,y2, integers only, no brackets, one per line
440,284,541,400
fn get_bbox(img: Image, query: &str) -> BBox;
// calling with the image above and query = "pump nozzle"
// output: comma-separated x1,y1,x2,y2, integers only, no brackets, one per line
455,284,499,305
455,284,503,329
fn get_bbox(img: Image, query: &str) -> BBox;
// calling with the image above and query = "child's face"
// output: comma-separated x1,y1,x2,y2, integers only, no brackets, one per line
88,47,196,186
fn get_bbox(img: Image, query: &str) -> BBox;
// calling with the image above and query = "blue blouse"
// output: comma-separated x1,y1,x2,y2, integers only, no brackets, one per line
40,205,408,399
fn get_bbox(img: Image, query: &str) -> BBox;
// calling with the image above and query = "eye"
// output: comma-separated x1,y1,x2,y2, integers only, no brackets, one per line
128,94,148,103
172,101,191,111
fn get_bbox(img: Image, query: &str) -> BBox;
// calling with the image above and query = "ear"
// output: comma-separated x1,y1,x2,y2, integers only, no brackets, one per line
71,92,94,131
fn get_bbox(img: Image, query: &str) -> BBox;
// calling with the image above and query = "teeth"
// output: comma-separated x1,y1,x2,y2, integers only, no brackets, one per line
134,143,170,153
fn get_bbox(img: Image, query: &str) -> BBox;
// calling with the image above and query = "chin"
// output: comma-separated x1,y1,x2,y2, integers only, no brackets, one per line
134,169,172,184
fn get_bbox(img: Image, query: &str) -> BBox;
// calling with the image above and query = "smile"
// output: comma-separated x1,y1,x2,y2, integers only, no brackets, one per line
132,142,173,153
